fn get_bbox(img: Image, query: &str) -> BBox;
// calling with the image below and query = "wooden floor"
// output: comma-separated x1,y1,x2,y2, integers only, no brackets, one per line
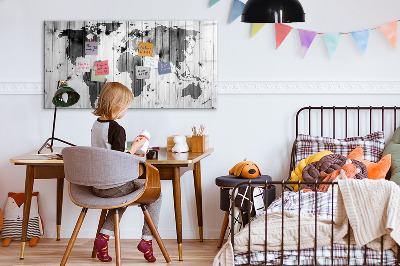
0,239,222,265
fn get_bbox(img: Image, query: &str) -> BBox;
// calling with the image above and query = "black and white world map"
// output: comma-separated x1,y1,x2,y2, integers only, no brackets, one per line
44,21,217,109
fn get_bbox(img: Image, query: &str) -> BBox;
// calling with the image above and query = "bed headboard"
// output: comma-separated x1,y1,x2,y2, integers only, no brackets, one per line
290,106,400,179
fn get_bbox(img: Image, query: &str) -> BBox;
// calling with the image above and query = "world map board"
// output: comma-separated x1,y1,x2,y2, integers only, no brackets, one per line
44,21,217,109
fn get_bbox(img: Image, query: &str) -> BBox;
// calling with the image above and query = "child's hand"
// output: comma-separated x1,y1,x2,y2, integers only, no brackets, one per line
134,149,149,157
129,137,147,155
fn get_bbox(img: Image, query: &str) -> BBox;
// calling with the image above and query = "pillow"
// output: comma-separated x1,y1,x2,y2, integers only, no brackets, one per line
295,131,385,166
382,126,400,184
348,146,391,180
289,150,333,191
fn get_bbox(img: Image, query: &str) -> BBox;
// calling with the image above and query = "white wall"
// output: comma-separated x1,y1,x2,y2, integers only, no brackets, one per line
1,0,400,239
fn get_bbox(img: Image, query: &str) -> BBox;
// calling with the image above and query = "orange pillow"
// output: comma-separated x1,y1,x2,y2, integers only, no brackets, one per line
347,146,391,180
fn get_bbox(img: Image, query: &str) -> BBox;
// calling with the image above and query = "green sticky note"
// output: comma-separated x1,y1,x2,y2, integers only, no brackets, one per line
126,141,133,150
91,69,105,82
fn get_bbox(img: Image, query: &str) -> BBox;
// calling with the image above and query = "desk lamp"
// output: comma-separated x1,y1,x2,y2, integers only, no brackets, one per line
38,80,80,154
241,0,305,23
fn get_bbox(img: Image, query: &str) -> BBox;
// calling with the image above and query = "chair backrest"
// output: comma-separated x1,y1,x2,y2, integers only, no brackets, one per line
62,146,145,187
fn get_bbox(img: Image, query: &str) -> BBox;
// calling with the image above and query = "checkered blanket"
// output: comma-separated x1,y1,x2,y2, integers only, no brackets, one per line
234,191,397,265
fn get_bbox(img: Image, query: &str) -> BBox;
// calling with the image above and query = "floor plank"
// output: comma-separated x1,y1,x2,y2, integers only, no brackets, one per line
0,239,221,265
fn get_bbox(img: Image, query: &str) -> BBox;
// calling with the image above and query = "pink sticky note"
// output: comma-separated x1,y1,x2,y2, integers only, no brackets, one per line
94,60,109,76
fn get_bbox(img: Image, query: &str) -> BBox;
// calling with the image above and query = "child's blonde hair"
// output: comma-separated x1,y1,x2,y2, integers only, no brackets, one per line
93,82,133,120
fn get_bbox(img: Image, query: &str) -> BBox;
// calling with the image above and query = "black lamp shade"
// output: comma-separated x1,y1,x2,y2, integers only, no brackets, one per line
241,0,305,23
52,85,80,107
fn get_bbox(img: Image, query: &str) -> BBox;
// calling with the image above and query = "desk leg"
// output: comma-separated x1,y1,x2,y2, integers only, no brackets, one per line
172,167,183,261
56,178,64,241
20,165,35,259
193,161,203,242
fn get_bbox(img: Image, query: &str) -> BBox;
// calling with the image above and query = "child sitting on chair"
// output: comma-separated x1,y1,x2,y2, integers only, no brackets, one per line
91,82,162,263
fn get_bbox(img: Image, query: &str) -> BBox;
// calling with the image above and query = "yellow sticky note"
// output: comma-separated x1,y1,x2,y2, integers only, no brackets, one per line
139,42,154,57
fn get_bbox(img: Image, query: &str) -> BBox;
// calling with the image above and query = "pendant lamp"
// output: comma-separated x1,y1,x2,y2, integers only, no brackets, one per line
241,0,305,23
38,80,80,154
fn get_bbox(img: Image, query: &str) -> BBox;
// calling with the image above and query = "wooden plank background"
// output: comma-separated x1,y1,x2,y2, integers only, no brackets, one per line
44,21,217,109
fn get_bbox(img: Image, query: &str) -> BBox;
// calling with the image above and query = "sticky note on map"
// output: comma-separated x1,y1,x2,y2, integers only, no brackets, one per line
76,57,90,72
158,61,172,75
85,41,98,55
94,60,109,76
136,66,151,79
144,57,159,68
91,69,105,82
138,42,154,57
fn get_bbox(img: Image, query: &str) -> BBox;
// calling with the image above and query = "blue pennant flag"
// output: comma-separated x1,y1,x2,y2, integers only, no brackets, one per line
323,33,341,58
351,29,370,55
229,0,245,24
209,0,221,7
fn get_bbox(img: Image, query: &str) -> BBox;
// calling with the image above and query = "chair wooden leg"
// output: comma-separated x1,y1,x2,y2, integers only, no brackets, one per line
217,211,230,248
60,208,88,266
91,209,108,258
141,205,171,263
114,210,121,266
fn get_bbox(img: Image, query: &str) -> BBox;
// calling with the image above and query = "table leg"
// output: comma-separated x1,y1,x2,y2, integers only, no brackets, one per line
20,165,35,259
172,167,183,261
56,178,64,241
193,161,203,242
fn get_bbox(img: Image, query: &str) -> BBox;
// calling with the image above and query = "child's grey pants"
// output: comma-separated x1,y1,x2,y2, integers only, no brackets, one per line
92,179,162,240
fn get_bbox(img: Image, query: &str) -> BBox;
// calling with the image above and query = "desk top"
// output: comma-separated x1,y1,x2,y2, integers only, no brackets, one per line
10,147,214,166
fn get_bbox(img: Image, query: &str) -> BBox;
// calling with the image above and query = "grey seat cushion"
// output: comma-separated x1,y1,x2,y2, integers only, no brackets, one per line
69,180,145,208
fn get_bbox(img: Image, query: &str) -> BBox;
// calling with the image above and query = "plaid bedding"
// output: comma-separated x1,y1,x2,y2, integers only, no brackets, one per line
294,131,385,166
234,191,397,265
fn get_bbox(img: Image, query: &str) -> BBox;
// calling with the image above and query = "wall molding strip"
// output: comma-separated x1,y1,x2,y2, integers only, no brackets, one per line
1,81,400,95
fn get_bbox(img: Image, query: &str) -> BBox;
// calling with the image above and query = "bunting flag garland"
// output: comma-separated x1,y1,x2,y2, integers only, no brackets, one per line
207,4,400,58
275,23,293,49
298,29,317,58
209,0,220,7
323,33,341,58
378,21,398,50
351,29,370,55
229,0,245,24
251,23,266,38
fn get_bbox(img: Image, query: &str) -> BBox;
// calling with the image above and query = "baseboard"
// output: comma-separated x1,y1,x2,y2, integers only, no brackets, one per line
44,228,222,240
2,81,400,95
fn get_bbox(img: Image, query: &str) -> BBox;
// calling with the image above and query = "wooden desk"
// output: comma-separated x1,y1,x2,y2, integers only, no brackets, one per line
10,147,213,261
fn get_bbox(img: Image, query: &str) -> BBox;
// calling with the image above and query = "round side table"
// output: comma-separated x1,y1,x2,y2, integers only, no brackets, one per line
215,175,275,248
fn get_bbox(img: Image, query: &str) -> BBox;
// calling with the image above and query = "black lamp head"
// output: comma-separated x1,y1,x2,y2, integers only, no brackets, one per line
52,80,80,108
242,0,305,23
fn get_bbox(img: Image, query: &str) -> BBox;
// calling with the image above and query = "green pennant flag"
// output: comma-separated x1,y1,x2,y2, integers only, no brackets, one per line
209,0,221,7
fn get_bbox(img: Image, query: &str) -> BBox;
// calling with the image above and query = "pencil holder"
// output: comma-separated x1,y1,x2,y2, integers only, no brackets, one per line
191,135,209,153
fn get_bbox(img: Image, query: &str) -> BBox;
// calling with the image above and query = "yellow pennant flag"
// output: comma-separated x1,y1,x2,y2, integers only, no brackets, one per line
251,23,266,38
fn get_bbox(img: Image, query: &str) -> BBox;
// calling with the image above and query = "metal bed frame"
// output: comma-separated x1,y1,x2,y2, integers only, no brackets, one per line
230,106,400,266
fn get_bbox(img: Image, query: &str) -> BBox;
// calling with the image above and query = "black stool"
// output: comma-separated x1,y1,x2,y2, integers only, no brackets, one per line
215,175,275,248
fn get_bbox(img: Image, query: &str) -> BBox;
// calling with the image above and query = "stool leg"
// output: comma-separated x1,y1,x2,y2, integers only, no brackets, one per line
217,211,230,248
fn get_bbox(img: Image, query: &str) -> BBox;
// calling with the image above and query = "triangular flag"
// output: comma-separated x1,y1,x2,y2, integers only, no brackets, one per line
209,0,220,7
323,33,341,58
351,29,370,55
378,21,398,50
298,29,317,58
229,0,245,24
251,23,266,38
275,23,293,49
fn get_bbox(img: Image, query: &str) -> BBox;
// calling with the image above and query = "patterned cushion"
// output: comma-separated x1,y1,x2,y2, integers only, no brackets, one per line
295,131,385,166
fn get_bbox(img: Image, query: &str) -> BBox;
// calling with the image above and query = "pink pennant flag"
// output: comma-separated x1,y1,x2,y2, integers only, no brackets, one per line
298,29,317,58
275,23,293,49
378,21,398,50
